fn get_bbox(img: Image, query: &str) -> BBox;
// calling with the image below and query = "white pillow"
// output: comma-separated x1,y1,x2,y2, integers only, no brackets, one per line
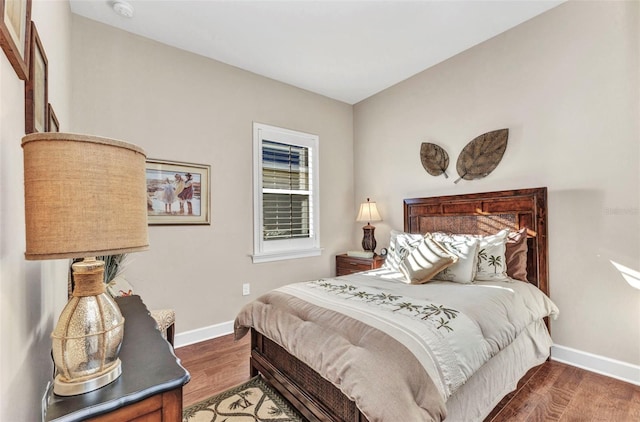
474,230,509,281
383,230,425,272
431,235,480,283
398,235,458,284
431,229,509,281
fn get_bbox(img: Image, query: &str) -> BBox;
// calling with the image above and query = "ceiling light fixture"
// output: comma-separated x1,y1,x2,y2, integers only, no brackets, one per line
112,0,134,18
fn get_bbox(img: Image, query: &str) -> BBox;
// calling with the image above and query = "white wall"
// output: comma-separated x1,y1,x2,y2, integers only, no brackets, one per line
354,0,640,374
0,1,72,420
70,16,355,336
3,5,353,419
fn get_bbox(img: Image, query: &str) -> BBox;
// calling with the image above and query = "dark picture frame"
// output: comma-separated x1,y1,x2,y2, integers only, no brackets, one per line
25,21,46,133
47,103,59,132
0,0,31,80
145,159,211,225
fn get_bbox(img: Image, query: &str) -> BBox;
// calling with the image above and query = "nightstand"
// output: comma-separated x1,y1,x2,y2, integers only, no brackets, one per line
336,253,385,276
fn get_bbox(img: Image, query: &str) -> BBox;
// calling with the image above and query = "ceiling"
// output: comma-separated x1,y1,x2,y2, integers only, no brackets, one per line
69,0,564,104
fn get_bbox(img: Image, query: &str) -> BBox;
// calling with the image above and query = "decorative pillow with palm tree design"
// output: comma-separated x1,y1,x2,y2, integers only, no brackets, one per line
473,230,509,281
431,230,510,282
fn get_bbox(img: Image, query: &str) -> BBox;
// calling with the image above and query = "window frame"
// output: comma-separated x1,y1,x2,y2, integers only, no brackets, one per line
252,123,321,263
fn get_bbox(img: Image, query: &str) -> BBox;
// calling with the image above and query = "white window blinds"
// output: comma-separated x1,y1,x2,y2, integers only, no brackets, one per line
262,140,312,240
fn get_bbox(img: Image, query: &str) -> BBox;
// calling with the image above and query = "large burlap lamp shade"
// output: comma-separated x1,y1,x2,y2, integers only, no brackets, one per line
22,133,149,396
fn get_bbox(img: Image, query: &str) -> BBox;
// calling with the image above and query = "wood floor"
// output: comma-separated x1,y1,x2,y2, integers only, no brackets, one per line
175,334,640,421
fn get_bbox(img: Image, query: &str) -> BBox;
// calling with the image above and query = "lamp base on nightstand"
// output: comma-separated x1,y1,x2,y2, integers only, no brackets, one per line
361,224,377,253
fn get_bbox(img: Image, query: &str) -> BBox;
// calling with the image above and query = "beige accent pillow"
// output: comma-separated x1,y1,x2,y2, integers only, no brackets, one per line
399,235,458,284
505,228,528,281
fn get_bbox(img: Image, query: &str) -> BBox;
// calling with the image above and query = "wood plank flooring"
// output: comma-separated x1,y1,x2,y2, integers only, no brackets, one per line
175,334,640,421
176,334,251,407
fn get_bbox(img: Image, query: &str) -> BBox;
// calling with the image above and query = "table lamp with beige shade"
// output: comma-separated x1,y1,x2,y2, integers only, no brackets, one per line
356,198,382,253
22,132,149,396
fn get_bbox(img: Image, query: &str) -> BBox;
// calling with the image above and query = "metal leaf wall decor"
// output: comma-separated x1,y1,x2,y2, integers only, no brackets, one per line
454,128,509,184
420,142,449,178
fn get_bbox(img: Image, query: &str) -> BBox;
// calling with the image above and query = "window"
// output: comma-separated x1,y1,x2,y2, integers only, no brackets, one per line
252,123,321,263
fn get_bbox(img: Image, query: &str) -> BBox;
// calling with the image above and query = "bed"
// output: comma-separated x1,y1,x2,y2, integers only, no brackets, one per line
235,187,557,422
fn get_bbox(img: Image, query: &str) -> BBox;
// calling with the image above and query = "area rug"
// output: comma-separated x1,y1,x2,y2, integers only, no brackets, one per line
182,376,306,422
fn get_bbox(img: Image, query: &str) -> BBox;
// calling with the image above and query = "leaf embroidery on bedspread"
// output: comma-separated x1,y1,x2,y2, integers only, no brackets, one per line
311,280,460,332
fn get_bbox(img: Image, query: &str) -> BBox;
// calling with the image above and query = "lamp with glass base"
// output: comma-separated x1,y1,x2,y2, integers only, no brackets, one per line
22,133,149,396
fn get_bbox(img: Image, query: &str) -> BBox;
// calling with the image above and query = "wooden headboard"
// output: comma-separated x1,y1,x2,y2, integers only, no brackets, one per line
403,187,548,295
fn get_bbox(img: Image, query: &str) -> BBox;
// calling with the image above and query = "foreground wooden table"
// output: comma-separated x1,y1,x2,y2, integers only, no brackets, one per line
44,295,190,421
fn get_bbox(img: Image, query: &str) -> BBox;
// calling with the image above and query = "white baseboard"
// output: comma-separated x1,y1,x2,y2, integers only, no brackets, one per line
174,320,234,348
551,344,640,386
175,328,640,387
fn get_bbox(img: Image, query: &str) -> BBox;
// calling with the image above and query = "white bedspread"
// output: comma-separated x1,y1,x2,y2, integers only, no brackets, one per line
279,271,559,401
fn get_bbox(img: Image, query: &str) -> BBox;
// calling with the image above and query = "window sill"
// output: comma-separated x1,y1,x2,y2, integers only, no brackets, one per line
251,248,323,264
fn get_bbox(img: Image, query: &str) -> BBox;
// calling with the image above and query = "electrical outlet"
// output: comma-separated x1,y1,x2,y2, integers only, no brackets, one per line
242,283,250,296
